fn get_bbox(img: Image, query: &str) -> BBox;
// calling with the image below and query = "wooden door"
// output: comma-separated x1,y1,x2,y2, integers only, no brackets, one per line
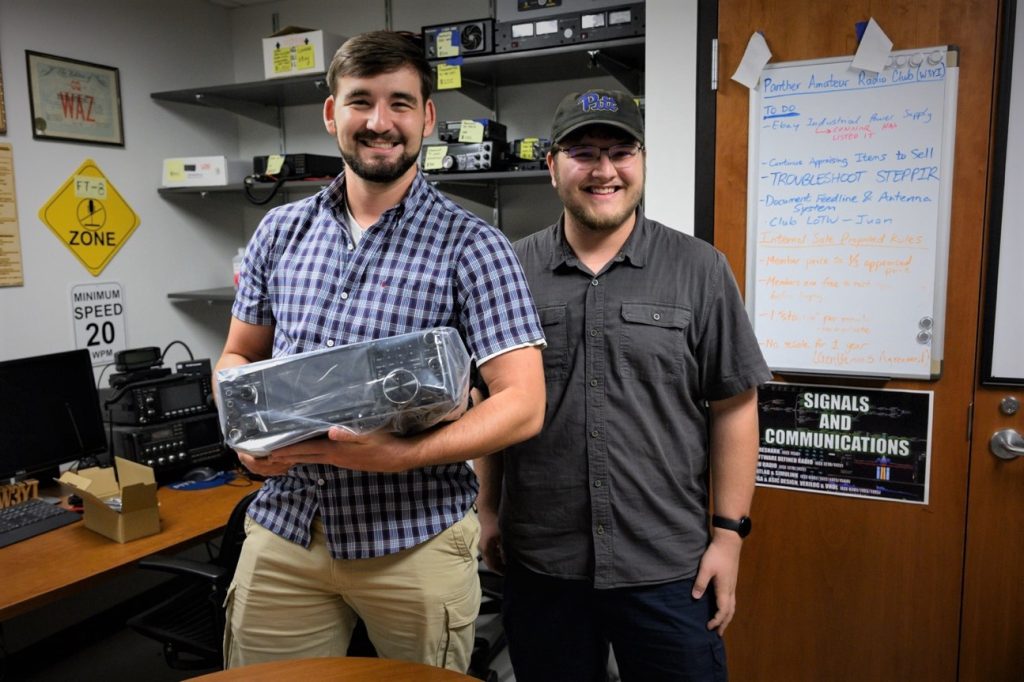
960,388,1024,679
714,1,1004,679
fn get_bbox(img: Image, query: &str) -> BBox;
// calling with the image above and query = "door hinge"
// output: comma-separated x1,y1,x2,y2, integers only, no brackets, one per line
711,38,719,91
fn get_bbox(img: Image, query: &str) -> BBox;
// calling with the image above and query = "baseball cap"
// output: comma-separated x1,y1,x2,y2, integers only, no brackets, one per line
550,89,644,144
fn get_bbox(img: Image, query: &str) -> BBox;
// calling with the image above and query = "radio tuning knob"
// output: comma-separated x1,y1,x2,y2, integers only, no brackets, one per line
238,385,257,401
229,428,242,442
382,368,420,404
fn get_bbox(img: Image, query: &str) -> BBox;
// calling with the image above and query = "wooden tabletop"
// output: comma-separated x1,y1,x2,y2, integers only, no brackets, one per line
0,479,256,621
190,657,477,681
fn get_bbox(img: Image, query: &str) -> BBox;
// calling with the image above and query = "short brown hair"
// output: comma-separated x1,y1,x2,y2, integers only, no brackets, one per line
326,31,432,102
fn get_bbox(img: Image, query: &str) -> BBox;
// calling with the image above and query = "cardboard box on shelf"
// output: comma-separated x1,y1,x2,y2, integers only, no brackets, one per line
58,457,160,543
262,26,345,80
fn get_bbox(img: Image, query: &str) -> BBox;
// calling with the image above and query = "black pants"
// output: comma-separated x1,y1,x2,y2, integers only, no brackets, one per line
502,561,728,682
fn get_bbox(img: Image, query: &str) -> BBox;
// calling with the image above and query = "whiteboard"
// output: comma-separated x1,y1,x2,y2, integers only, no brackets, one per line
982,3,1024,385
746,46,959,379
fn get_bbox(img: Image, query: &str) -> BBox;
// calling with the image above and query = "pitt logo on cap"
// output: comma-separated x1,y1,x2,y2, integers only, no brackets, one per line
577,92,618,112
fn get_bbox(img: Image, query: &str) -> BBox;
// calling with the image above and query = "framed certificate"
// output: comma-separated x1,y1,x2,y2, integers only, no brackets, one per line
26,51,124,146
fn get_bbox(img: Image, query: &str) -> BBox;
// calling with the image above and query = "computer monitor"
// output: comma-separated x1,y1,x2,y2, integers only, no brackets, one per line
0,348,108,481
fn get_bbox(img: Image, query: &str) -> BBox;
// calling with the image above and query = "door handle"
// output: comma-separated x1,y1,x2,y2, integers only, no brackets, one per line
989,429,1024,460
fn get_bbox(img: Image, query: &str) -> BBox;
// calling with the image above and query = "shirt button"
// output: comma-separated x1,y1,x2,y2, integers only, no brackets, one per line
590,379,598,387
347,244,354,251
590,328,598,337
652,312,661,321
317,478,325,486
340,292,349,300
326,339,335,347
590,430,599,438
593,479,603,488
591,279,599,286
596,524,605,535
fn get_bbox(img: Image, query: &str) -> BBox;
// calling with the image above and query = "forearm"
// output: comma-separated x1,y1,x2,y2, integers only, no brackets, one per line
473,451,504,514
708,387,760,523
406,368,543,467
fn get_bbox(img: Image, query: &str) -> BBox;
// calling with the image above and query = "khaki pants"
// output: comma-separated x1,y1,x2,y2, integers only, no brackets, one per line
224,511,481,672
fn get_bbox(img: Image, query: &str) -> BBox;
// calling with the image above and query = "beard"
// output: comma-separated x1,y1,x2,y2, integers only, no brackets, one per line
339,130,420,183
555,181,643,233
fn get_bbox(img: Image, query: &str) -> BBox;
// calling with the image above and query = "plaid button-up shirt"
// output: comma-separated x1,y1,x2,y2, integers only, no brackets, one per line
232,170,543,559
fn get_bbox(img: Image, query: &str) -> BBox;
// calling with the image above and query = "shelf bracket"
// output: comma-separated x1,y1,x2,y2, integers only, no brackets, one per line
189,93,281,127
586,49,642,93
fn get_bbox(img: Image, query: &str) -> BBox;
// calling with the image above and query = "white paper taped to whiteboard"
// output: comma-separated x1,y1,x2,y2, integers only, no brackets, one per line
745,46,959,380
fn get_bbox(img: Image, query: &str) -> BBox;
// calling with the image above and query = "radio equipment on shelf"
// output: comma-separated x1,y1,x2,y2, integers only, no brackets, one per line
494,2,644,53
422,19,495,58
421,141,507,173
438,119,508,144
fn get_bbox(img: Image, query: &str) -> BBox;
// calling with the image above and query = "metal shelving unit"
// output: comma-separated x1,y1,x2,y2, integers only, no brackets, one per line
154,36,643,303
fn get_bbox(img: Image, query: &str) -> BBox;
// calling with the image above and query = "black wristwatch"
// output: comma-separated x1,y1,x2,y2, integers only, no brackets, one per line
712,514,752,538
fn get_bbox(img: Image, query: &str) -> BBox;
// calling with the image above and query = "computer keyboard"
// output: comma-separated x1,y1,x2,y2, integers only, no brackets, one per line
0,497,81,548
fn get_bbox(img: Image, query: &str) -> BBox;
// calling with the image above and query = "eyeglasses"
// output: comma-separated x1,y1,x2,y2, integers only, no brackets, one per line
555,143,644,167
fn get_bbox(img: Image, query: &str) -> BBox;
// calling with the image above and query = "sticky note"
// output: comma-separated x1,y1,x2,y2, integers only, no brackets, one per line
518,137,539,160
437,64,462,90
163,160,186,184
458,120,485,143
296,44,316,71
437,30,459,58
265,155,285,175
273,47,292,74
423,146,448,171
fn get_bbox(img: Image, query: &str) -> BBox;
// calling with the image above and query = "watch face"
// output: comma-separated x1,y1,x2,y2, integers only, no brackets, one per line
737,516,752,538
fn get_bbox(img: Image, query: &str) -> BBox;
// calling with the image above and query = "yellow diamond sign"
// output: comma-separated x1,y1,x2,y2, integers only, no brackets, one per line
39,159,139,276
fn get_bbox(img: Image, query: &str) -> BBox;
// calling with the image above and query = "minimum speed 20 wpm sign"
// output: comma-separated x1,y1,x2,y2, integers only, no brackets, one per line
71,282,127,366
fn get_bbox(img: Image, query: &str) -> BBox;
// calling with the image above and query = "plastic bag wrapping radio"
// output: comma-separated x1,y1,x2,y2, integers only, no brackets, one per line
215,328,471,455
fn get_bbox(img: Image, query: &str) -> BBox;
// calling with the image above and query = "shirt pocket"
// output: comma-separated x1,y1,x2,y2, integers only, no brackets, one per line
538,304,569,382
619,302,691,383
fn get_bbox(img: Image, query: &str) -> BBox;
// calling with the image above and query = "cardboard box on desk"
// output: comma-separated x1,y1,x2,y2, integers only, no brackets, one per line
57,457,160,543
262,26,345,80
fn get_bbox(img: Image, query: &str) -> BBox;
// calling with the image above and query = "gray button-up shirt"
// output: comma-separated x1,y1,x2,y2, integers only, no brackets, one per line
503,211,772,588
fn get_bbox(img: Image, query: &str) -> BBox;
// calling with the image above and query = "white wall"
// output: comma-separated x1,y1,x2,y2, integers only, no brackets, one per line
0,0,241,368
644,0,698,234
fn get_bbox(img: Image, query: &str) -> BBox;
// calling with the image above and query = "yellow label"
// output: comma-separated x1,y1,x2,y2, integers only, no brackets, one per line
163,160,186,183
437,64,462,91
436,30,459,58
295,44,316,70
273,46,293,74
458,120,484,143
265,154,285,175
423,146,448,171
518,137,540,160
38,159,140,277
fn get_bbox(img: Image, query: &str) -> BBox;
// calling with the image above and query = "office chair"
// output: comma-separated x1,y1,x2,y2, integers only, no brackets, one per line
126,490,258,670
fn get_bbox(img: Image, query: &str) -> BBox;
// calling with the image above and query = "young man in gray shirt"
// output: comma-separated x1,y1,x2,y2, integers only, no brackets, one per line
476,89,771,681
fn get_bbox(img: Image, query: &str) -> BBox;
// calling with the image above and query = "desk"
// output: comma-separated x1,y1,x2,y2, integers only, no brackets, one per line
191,657,476,681
0,481,255,621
